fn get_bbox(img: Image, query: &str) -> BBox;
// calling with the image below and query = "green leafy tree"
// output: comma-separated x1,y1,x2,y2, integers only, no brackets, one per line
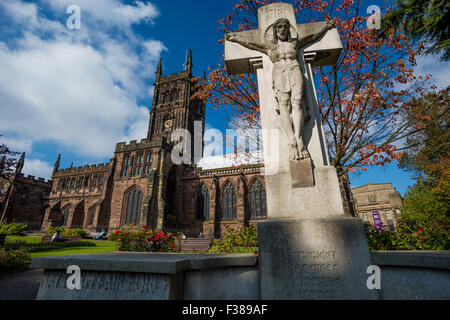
401,181,449,234
397,87,449,247
383,0,450,61
399,87,449,202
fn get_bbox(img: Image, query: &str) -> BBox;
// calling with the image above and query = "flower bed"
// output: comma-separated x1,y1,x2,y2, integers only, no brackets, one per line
364,221,450,251
109,224,178,252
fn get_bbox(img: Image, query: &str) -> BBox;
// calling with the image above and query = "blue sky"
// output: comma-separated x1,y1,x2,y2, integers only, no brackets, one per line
0,0,448,196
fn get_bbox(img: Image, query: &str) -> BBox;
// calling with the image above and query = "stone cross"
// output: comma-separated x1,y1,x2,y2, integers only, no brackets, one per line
225,3,345,219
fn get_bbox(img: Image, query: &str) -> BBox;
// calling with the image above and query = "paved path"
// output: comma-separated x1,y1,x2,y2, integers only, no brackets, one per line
0,269,43,300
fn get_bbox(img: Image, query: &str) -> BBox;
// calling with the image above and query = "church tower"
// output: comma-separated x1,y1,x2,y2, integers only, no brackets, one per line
147,49,205,153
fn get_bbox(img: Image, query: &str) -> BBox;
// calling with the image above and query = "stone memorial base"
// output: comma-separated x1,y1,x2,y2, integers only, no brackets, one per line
265,165,345,219
30,246,450,300
31,253,258,300
257,217,379,300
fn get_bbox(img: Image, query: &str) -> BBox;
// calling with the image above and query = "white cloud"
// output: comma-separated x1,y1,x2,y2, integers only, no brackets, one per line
0,0,165,159
0,136,33,154
22,158,53,180
0,0,38,24
42,0,159,27
414,54,450,89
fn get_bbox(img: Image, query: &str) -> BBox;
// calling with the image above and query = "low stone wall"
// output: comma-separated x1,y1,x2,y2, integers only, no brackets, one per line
370,251,450,300
30,251,450,300
31,253,258,300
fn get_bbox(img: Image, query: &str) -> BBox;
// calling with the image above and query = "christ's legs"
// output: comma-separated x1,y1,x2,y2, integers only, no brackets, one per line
277,92,300,160
291,74,310,159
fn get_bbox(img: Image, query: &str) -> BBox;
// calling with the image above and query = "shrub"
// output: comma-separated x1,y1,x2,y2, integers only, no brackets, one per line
63,228,87,237
0,222,28,236
111,224,178,253
45,226,64,236
46,226,87,238
209,226,258,254
0,248,31,272
365,221,450,251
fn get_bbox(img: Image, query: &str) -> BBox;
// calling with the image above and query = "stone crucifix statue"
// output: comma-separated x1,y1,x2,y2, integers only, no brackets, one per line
226,18,335,160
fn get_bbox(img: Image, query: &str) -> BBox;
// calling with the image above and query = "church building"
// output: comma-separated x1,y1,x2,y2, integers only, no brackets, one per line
40,51,267,238
0,51,360,238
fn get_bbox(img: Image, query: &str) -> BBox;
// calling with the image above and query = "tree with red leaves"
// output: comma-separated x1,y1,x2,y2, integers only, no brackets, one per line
193,0,436,177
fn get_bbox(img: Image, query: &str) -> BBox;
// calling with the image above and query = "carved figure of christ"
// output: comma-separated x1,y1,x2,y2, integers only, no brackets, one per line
226,19,335,161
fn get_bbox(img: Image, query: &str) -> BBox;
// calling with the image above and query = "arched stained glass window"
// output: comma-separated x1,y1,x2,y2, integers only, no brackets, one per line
125,189,143,225
197,184,210,221
250,179,267,219
222,182,236,220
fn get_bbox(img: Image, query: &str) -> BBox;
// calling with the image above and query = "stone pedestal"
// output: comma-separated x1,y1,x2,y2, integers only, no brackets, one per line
257,218,379,300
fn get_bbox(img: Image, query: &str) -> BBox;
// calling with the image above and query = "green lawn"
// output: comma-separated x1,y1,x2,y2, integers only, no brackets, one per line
30,240,117,257
5,236,118,257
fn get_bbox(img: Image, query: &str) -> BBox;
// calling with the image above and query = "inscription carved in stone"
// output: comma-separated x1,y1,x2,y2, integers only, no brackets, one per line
42,270,169,294
286,250,340,299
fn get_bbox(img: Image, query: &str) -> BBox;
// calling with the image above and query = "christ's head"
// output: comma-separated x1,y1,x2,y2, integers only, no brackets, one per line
273,18,291,43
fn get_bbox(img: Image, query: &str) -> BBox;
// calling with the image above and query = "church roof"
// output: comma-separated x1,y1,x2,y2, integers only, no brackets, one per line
196,150,263,170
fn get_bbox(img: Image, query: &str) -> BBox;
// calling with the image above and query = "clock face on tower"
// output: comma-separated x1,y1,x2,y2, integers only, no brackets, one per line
164,119,173,129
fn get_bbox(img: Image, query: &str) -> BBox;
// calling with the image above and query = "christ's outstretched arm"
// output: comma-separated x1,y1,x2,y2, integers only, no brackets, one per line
297,21,336,48
226,33,269,55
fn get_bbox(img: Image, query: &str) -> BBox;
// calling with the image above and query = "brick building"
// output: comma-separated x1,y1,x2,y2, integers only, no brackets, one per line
351,182,404,231
0,153,52,230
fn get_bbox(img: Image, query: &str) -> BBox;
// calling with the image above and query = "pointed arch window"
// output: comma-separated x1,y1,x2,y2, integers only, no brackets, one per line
84,175,90,188
62,206,70,227
144,152,153,175
88,206,96,225
58,178,64,191
121,154,131,177
135,153,143,176
164,92,171,104
250,179,267,219
222,181,237,220
76,176,83,189
124,189,143,225
197,184,210,221
68,177,75,192
90,175,98,190
171,90,178,101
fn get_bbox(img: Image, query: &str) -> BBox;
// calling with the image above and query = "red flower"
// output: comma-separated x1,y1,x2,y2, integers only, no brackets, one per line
420,236,424,242
114,230,120,234
124,232,128,237
143,224,147,229
419,227,424,231
154,235,160,241
171,243,176,248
